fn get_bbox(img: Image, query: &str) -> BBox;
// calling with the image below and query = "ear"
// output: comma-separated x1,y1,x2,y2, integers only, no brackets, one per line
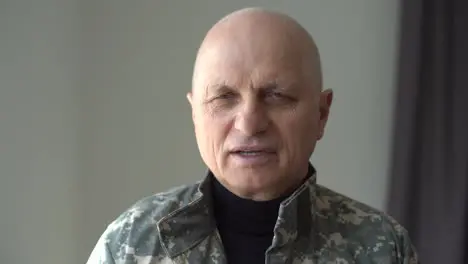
187,91,196,123
317,88,333,140
186,91,193,107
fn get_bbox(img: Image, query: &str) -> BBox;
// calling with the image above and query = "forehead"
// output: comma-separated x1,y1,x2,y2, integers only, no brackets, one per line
194,39,306,90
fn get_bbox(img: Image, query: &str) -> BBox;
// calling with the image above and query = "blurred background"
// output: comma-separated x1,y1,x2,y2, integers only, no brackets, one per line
1,0,466,263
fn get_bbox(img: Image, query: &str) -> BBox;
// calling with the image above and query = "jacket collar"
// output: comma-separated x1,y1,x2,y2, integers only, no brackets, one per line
157,164,317,258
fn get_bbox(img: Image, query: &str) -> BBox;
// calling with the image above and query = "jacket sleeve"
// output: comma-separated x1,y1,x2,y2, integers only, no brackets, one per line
399,228,419,264
86,233,116,264
403,240,419,264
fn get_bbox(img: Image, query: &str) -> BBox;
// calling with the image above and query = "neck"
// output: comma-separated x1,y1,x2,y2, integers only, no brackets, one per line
211,176,288,234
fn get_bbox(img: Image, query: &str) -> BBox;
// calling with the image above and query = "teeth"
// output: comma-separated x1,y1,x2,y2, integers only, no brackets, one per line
238,151,261,155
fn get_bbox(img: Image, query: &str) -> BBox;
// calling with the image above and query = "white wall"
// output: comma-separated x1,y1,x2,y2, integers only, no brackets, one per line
0,1,400,263
0,1,82,263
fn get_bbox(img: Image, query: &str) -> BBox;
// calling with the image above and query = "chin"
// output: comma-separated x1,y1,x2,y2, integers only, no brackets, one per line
225,168,281,193
232,165,279,179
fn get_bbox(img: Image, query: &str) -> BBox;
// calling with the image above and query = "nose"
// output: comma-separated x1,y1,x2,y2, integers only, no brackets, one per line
234,98,269,136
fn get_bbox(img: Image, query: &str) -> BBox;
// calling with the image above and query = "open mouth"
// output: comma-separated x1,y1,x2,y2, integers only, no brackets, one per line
228,144,277,166
230,149,276,165
233,150,272,156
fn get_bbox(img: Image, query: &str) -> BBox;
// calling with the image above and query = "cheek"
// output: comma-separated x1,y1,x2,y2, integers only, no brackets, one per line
197,109,232,154
275,108,319,153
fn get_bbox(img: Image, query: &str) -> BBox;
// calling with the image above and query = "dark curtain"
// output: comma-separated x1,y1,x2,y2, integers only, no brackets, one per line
387,0,468,263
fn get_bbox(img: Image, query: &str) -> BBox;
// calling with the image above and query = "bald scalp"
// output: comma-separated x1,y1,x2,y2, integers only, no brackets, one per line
192,7,323,94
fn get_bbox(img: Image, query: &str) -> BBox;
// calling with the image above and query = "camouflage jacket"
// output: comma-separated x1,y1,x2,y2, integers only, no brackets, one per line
86,171,418,264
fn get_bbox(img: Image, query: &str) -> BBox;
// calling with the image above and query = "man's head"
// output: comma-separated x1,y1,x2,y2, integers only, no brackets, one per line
187,8,333,201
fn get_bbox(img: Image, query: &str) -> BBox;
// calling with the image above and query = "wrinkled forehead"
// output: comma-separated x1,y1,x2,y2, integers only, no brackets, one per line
192,35,309,93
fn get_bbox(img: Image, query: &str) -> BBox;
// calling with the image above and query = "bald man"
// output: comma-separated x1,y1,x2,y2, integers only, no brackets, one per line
87,8,418,264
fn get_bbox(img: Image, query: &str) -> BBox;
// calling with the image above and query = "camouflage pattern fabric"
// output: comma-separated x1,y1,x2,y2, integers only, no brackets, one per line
86,170,418,264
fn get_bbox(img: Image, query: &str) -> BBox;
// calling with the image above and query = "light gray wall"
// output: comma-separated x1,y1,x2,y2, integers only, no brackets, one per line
1,1,400,263
0,1,82,263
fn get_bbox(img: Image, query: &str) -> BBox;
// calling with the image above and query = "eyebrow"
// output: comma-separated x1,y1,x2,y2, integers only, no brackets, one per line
260,81,281,92
206,80,296,94
203,83,232,101
209,83,233,93
260,81,300,95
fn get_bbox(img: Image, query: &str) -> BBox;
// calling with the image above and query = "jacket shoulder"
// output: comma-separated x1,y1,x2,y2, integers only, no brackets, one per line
97,182,201,261
314,184,418,263
315,184,398,226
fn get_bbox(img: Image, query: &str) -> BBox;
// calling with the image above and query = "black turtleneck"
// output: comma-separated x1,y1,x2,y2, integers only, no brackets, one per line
211,178,291,264
210,165,315,263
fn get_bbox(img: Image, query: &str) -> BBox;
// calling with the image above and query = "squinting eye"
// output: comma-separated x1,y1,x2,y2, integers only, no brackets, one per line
271,92,284,98
267,92,287,100
264,91,297,104
216,92,236,100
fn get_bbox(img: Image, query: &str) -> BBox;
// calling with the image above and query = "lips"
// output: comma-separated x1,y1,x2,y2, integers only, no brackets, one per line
234,150,266,155
232,150,273,158
230,146,276,154
229,146,277,166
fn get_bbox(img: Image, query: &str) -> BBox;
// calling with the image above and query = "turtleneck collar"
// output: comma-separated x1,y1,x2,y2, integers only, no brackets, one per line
211,175,290,235
211,167,313,236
